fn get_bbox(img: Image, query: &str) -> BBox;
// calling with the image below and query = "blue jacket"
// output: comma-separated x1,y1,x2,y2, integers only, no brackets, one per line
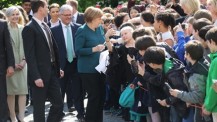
173,31,186,63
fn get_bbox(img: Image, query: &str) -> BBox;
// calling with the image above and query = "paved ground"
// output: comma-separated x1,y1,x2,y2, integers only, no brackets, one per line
23,99,125,122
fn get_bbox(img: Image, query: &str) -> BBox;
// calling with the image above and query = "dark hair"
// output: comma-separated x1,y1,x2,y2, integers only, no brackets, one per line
135,36,156,50
22,0,30,3
205,27,217,45
129,6,141,18
31,0,46,14
192,18,212,32
185,40,204,61
114,13,128,28
143,46,165,64
141,11,154,24
194,9,212,22
199,25,214,41
119,21,135,30
132,27,152,40
155,12,175,29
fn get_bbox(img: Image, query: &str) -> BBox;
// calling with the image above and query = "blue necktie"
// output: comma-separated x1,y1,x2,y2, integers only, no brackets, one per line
66,25,73,62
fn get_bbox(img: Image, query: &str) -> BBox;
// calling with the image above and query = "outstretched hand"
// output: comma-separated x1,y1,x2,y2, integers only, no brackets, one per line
138,61,145,76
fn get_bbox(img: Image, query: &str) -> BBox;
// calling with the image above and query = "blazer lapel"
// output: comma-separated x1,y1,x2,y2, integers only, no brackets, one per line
58,23,67,51
32,19,50,49
70,23,76,47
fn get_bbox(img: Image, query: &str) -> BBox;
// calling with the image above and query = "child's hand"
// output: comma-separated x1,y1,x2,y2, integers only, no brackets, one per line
137,81,143,86
127,54,135,64
105,28,116,39
129,84,135,89
202,105,211,116
157,99,168,107
169,89,180,97
176,23,184,33
138,61,145,76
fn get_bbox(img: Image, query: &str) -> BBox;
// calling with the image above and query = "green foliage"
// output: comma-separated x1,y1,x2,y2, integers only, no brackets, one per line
0,0,128,12
0,0,22,9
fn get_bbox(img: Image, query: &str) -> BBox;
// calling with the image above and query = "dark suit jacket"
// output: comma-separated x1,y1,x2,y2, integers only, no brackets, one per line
0,20,15,74
51,22,80,70
76,12,85,25
22,19,60,85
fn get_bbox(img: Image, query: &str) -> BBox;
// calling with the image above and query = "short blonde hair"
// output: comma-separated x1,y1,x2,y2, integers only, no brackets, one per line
84,7,103,23
180,0,200,14
5,6,20,17
49,3,60,10
120,26,134,33
207,0,217,13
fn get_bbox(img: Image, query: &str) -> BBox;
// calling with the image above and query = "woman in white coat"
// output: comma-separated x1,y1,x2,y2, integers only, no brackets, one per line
5,6,28,122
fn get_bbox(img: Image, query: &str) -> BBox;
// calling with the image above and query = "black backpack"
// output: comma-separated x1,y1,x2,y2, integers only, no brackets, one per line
163,58,190,118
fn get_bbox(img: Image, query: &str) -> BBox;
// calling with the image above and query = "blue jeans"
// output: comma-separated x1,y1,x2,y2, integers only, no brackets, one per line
171,106,182,122
182,107,194,122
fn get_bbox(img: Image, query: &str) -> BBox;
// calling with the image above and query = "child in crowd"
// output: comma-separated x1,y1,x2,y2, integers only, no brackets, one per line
170,41,211,122
203,27,217,122
138,46,188,122
140,11,154,27
101,13,114,33
153,12,175,47
173,23,187,63
198,25,214,62
185,17,194,42
192,18,212,40
129,6,141,19
105,26,137,121
128,36,157,122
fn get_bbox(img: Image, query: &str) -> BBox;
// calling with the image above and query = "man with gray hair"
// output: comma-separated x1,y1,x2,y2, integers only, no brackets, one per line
51,4,85,122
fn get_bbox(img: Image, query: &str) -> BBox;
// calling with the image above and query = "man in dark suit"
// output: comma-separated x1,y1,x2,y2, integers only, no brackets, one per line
22,0,64,122
66,0,85,25
0,19,15,122
51,4,85,122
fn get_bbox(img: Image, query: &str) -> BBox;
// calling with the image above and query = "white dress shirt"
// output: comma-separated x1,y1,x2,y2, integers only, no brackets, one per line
61,22,76,58
73,11,78,23
33,17,51,47
50,19,60,28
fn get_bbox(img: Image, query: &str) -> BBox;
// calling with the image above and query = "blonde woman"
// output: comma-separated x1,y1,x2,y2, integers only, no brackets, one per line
207,0,217,26
5,6,28,122
180,0,201,22
48,3,60,27
75,7,105,122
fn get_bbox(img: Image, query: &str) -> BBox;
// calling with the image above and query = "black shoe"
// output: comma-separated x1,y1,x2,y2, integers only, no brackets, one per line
25,108,28,113
60,112,65,120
